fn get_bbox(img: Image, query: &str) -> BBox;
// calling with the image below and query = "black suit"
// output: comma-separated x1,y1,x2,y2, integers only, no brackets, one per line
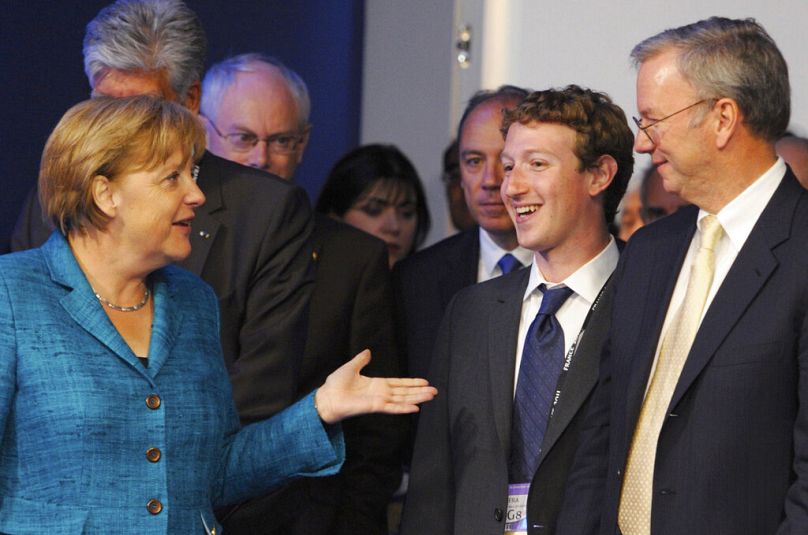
394,227,479,379
401,263,616,535
11,151,314,419
558,170,808,535
221,215,403,535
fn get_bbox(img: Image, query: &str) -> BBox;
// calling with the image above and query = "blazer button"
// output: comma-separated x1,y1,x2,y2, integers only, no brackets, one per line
145,395,161,410
494,508,503,522
147,499,163,515
146,447,162,463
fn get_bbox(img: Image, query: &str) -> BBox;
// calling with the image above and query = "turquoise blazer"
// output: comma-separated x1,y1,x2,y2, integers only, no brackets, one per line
0,233,344,533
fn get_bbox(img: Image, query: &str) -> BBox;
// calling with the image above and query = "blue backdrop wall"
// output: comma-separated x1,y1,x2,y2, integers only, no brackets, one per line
0,0,364,253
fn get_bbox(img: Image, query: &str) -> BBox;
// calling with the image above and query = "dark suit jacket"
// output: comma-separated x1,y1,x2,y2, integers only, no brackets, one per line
393,227,479,380
558,170,808,535
11,151,314,420
401,263,616,535
222,215,403,535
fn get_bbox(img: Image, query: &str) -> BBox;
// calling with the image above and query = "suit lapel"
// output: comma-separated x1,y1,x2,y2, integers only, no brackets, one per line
145,269,183,379
489,269,530,455
669,173,797,410
537,276,616,467
43,234,151,380
182,152,223,276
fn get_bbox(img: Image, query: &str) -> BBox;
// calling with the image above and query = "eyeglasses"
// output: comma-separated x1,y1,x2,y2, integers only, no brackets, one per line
203,115,303,154
632,99,708,145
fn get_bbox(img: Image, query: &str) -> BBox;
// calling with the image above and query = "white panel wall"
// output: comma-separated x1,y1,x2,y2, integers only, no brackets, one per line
361,1,458,246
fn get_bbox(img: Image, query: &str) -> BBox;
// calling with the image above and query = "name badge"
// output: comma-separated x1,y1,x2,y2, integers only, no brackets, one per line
504,482,530,534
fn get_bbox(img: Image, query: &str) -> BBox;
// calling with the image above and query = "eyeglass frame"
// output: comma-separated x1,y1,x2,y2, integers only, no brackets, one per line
632,99,711,145
201,114,305,154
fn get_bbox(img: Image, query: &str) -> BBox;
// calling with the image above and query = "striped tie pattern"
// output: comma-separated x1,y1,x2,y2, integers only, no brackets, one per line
509,283,574,482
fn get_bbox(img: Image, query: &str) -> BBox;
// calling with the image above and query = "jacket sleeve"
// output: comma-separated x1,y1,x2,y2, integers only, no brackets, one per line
214,391,345,507
399,294,458,535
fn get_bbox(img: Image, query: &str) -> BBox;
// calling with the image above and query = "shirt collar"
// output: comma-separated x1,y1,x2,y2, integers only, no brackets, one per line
479,227,534,274
523,236,619,303
699,157,785,248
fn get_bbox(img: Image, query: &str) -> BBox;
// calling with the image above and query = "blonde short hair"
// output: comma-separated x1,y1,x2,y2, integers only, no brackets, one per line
39,95,206,234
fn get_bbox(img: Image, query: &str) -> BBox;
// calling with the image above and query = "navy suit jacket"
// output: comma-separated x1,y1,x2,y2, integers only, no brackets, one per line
401,264,616,535
0,233,342,534
558,170,808,535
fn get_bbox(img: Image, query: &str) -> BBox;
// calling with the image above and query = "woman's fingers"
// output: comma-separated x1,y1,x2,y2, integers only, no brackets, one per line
385,377,431,387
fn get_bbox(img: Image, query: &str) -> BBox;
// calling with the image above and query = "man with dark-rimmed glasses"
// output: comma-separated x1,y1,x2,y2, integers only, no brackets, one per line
200,52,404,535
559,16,808,535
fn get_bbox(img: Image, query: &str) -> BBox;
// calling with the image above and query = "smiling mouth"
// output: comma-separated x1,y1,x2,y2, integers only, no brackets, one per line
173,218,193,227
515,204,540,216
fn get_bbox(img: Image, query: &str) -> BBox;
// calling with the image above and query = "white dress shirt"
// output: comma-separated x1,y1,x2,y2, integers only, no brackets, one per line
477,228,534,283
513,237,620,391
646,158,786,386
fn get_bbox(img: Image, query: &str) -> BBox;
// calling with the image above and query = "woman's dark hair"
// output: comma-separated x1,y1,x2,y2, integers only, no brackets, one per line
316,144,431,251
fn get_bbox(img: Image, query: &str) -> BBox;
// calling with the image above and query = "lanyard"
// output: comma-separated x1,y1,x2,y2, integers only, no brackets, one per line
546,275,612,422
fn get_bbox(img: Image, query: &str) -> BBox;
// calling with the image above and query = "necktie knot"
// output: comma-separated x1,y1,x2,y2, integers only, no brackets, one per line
699,214,723,252
537,284,574,317
497,253,523,275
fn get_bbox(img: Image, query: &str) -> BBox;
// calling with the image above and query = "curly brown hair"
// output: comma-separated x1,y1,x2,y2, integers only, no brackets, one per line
501,85,634,224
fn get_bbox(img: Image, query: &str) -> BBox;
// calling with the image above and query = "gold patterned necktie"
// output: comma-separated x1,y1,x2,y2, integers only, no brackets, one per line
618,214,724,535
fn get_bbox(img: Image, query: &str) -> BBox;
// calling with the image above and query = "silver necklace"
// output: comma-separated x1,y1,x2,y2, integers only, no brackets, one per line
94,286,151,312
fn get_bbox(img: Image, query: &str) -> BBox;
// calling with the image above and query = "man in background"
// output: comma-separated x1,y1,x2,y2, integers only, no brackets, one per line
776,133,808,185
639,165,688,224
395,85,533,381
442,139,476,232
618,165,688,241
200,53,402,535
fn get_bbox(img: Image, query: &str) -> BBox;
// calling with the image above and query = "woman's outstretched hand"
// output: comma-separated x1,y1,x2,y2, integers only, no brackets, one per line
315,349,438,424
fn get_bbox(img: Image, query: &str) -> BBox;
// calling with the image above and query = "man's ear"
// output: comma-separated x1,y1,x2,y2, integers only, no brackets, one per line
713,97,740,149
92,175,117,218
588,154,618,197
183,81,202,114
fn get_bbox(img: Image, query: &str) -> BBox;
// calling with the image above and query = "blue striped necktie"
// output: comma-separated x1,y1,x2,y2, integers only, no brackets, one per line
509,283,574,482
